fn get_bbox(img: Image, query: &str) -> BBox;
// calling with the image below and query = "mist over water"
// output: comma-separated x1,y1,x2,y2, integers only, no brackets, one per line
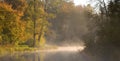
39,46,85,53
0,45,88,61
0,0,119,61
57,46,85,52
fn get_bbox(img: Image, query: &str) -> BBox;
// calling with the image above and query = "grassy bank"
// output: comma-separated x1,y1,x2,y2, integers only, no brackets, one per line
0,45,33,56
0,45,58,56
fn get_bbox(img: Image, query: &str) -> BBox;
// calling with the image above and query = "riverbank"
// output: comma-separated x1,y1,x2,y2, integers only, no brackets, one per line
0,45,58,57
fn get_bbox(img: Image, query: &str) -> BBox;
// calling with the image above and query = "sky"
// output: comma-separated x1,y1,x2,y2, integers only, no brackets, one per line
74,0,89,6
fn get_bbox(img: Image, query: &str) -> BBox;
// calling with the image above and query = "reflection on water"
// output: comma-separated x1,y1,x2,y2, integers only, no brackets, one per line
0,46,94,61
0,52,44,61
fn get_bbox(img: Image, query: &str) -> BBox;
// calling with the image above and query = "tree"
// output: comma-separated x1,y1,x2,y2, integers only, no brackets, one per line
0,2,25,46
46,1,93,44
95,0,120,46
82,0,120,61
4,0,27,16
22,0,49,47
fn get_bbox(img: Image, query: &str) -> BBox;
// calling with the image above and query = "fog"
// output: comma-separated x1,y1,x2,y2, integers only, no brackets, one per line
0,46,88,61
0,0,120,61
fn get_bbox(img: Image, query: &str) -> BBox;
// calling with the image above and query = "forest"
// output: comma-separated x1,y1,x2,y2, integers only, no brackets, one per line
0,0,120,61
0,0,92,49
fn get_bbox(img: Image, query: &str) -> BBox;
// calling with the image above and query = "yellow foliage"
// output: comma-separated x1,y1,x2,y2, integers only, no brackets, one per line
0,2,13,12
60,2,74,13
39,37,46,47
0,2,26,45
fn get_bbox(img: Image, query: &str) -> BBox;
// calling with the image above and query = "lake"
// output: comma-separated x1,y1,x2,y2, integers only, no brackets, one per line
0,46,95,61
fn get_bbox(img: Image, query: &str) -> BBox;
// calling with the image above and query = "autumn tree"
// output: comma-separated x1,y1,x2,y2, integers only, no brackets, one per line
0,2,25,46
22,0,49,47
4,0,27,16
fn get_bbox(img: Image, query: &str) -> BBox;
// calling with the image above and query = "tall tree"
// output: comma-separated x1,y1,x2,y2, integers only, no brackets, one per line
22,0,49,47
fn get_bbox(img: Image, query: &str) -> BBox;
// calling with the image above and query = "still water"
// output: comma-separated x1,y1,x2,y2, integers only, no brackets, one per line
0,46,93,61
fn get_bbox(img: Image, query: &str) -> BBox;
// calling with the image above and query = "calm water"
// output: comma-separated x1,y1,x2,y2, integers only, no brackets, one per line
0,46,94,61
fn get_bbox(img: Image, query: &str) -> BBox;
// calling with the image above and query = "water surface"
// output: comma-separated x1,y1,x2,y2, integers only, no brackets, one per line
0,46,93,61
